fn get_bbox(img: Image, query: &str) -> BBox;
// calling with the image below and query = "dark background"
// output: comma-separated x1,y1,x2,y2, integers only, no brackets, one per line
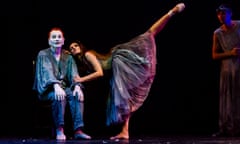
6,0,240,138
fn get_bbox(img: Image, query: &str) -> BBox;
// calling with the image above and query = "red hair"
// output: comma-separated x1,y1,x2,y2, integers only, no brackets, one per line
48,27,64,39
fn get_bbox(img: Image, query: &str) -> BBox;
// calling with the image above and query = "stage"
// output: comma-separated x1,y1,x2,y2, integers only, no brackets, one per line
1,136,240,144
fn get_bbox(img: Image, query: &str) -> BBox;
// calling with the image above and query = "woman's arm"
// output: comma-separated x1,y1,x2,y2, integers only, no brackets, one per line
74,51,104,83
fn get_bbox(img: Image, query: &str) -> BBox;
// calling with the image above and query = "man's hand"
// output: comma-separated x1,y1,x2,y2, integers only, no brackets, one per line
231,47,240,57
73,85,84,101
54,84,66,101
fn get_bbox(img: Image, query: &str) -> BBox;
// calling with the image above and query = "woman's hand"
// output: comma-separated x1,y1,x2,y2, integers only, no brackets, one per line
74,75,82,83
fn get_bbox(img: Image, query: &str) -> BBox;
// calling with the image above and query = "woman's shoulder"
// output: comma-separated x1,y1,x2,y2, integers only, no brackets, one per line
85,50,97,57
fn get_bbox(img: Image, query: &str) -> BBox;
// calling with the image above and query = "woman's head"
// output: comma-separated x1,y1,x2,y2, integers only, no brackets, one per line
69,40,87,56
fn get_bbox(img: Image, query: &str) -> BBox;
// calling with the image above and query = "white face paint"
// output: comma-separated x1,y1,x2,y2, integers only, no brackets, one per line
48,30,65,48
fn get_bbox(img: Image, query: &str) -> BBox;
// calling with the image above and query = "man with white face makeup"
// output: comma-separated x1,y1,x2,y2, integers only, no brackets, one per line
33,27,91,140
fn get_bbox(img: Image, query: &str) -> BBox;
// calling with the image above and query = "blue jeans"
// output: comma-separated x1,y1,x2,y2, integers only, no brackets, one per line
45,87,84,131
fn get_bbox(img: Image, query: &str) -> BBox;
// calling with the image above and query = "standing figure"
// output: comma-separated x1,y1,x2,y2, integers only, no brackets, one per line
212,4,240,137
33,27,91,140
69,3,185,140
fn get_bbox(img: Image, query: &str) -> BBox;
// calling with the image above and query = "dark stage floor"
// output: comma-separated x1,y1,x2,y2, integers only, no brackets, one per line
1,136,240,144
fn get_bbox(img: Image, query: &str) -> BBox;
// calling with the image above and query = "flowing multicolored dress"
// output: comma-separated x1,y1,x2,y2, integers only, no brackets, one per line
105,31,157,125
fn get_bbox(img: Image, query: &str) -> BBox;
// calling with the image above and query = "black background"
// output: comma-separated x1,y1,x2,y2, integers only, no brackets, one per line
6,0,240,138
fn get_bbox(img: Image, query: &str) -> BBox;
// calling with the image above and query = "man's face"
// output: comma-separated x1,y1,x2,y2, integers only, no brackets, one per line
48,30,64,48
217,10,232,24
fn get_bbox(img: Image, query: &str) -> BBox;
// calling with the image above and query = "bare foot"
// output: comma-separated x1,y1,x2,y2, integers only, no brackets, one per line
171,3,185,14
110,133,129,140
176,3,185,13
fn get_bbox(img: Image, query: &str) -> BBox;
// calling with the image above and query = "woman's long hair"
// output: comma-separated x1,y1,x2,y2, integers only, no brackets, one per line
69,40,112,60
